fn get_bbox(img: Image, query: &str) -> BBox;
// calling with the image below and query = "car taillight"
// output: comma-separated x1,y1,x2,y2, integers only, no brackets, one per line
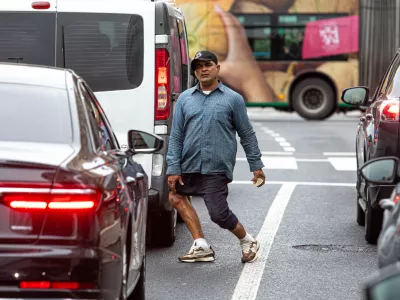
19,281,95,289
155,48,170,121
382,103,400,121
1,185,101,211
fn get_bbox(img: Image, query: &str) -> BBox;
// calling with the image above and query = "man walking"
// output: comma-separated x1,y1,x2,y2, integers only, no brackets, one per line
166,50,266,263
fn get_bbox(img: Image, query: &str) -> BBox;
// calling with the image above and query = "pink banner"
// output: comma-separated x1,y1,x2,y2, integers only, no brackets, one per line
302,15,359,59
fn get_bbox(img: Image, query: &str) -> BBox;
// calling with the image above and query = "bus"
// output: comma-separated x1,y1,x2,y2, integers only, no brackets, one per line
176,0,360,120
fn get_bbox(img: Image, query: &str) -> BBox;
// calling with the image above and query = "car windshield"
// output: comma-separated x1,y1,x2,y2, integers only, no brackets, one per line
0,83,73,144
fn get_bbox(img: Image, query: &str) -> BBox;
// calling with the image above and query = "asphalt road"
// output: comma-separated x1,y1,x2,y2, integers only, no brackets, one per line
146,109,377,300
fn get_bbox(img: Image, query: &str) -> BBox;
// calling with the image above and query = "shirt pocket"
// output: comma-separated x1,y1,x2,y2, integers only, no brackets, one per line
213,103,232,122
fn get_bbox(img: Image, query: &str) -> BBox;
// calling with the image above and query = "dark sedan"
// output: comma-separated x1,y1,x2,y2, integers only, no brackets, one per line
0,63,163,300
341,51,400,244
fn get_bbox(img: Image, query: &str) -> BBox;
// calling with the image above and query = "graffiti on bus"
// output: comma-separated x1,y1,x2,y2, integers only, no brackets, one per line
177,0,360,104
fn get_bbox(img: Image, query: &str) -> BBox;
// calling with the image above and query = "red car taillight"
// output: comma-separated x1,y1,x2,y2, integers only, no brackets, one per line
1,184,101,211
382,103,400,121
155,48,170,121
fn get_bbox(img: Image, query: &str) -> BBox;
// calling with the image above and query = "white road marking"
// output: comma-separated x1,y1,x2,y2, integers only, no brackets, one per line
327,157,357,171
231,183,296,300
274,137,286,142
296,158,328,162
231,181,355,187
270,133,280,137
261,156,298,170
279,142,291,147
237,156,356,171
261,151,293,156
323,152,356,156
284,147,296,152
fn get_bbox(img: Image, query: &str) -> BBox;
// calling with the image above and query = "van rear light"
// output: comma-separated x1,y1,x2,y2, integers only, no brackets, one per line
1,184,101,211
155,49,170,121
382,103,400,121
32,1,51,9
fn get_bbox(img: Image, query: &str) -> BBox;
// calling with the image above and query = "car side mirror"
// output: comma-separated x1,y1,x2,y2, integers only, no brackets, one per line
341,86,369,106
359,157,399,184
127,130,163,154
365,262,400,300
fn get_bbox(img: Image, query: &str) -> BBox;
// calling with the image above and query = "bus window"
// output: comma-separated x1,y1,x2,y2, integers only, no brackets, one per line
235,13,348,61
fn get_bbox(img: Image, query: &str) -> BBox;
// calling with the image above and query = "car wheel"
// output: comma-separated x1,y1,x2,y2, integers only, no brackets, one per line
365,191,383,244
129,255,146,300
147,208,176,247
292,78,336,120
177,196,192,223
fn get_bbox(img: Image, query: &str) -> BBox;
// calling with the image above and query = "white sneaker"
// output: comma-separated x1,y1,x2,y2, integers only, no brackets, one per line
240,240,260,263
178,242,215,263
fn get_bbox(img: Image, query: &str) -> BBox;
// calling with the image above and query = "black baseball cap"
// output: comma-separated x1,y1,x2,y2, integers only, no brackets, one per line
191,50,218,71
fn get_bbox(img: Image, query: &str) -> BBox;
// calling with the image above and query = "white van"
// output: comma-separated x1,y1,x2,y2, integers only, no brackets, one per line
0,0,192,246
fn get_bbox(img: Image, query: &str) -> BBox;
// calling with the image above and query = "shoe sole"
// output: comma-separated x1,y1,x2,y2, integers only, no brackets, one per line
179,256,215,263
242,242,261,263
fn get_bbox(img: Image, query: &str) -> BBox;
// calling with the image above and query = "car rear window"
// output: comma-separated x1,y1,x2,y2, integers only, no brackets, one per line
0,12,56,66
58,13,144,92
0,83,72,144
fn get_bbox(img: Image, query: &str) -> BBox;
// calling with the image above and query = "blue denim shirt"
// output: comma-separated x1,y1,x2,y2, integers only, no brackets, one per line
166,82,264,180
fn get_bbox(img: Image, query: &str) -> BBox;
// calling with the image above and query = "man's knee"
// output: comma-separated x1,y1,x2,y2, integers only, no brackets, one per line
209,210,238,230
168,192,187,208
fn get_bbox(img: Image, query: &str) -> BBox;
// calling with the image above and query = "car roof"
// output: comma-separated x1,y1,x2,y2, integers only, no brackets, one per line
0,63,69,89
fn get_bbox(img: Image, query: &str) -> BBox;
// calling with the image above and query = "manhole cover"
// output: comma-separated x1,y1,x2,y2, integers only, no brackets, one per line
292,244,376,253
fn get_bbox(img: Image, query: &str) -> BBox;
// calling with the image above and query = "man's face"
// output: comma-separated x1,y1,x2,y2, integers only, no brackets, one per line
194,60,220,85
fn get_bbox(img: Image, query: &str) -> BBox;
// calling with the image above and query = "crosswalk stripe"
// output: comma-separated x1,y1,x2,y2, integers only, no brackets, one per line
323,152,356,156
261,156,298,169
236,156,357,171
327,157,357,171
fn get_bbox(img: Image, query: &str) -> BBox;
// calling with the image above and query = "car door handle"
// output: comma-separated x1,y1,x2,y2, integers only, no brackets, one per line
136,172,145,181
365,113,373,120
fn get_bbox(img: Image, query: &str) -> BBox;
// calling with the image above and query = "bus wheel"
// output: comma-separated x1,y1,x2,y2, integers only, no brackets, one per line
291,78,335,120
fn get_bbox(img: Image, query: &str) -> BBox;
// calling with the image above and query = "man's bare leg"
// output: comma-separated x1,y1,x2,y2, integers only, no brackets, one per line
169,191,204,240
230,221,246,240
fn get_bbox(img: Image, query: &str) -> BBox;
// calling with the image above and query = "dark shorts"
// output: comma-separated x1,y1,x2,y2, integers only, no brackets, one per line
175,173,238,231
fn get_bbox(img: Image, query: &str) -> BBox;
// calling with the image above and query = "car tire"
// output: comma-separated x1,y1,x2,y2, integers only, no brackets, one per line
292,78,336,120
177,196,192,223
365,191,383,244
129,255,146,300
356,197,365,226
147,208,176,247
356,148,365,226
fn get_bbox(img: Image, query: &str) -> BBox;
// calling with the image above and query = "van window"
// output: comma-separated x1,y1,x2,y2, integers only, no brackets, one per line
169,16,182,93
177,19,189,89
58,13,144,92
0,13,56,66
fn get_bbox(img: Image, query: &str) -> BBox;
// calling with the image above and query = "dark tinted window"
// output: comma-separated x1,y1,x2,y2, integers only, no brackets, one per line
177,18,189,90
169,16,182,93
0,84,72,144
0,13,56,66
59,13,144,92
80,83,115,151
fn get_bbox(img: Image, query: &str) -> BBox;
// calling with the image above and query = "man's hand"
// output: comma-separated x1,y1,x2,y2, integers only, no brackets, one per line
252,169,266,187
168,175,184,193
